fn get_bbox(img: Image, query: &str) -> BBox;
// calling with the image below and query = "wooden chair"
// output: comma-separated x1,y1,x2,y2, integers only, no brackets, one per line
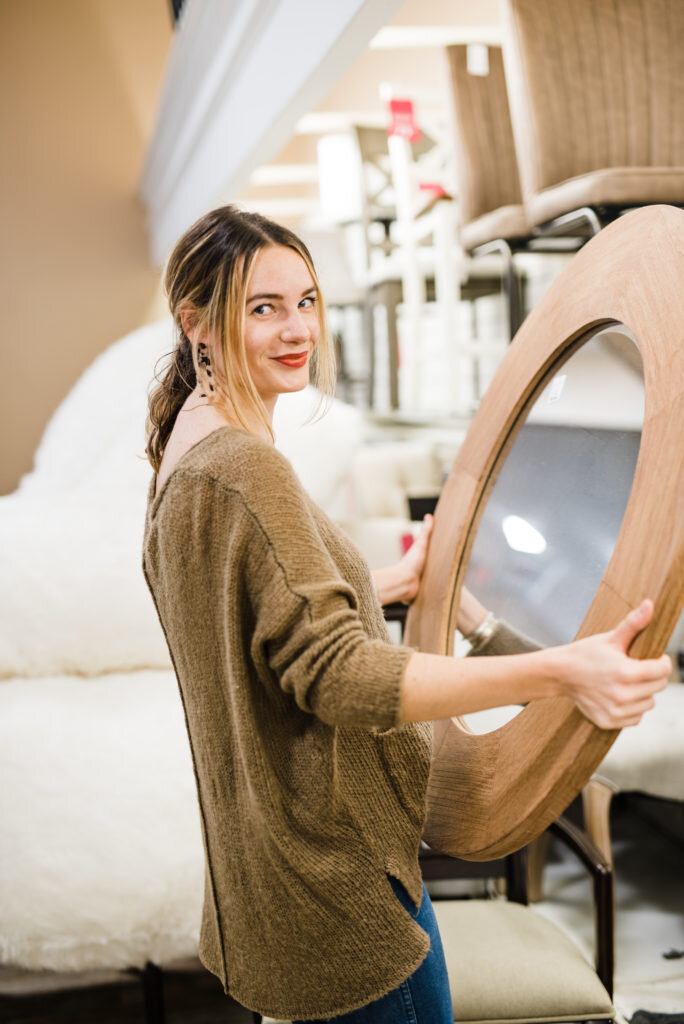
501,0,684,239
424,817,615,1024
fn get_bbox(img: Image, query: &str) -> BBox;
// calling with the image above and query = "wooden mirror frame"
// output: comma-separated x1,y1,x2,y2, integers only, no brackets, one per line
406,205,684,860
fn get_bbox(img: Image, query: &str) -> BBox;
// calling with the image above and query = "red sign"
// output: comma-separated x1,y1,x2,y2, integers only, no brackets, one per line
418,182,448,197
387,98,421,142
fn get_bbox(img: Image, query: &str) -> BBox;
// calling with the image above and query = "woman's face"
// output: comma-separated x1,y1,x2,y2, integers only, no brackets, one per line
242,245,320,412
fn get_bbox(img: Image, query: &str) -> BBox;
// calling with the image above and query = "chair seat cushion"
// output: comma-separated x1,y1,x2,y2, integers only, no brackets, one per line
592,682,684,799
434,899,614,1023
462,204,531,252
528,167,684,227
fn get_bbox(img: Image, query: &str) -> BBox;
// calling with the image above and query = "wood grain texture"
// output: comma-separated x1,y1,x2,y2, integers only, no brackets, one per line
582,779,616,866
406,205,684,860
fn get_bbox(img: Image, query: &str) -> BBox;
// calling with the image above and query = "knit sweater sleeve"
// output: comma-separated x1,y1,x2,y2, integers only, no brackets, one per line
190,442,413,731
468,619,542,657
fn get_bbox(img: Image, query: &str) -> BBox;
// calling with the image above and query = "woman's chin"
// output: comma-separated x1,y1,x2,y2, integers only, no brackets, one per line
278,370,310,394
260,373,310,407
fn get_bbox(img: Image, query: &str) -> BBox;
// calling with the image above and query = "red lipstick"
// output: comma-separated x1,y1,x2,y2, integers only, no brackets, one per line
273,352,308,368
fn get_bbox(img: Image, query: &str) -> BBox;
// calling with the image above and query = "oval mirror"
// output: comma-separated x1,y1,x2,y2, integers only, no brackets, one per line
406,205,684,860
460,323,644,735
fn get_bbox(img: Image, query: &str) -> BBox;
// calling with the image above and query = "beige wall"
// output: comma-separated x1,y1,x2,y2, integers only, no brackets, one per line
0,0,172,494
388,0,499,27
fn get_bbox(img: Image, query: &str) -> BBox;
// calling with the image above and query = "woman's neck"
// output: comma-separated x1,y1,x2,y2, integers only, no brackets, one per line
182,388,275,445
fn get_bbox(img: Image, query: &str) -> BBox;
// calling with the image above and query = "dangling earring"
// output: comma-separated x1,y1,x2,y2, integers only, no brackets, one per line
195,342,215,399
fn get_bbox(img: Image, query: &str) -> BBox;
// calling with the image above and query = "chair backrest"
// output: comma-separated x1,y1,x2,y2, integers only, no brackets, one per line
445,44,523,226
349,122,439,266
419,842,529,904
502,0,684,199
353,125,396,230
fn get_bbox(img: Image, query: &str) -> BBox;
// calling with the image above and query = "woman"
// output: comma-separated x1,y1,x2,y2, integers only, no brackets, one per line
142,206,670,1023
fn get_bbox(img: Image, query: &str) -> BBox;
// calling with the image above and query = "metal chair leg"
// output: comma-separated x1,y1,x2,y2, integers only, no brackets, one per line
470,238,523,341
501,241,523,339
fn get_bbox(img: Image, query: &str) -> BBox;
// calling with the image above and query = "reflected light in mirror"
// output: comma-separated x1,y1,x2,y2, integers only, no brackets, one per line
502,515,547,555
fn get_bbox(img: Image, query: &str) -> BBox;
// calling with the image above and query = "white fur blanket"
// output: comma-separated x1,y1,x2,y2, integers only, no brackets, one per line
0,670,204,970
0,319,363,972
0,490,171,679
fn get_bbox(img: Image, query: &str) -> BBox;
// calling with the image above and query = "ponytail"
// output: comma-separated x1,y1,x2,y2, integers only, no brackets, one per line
145,335,196,474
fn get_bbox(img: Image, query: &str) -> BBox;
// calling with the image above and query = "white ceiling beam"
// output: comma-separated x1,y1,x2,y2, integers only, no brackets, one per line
237,197,321,219
294,111,387,134
369,25,502,48
140,0,404,265
249,164,320,186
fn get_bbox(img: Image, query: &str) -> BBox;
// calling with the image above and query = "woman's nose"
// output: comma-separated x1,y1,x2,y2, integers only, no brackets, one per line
280,308,310,341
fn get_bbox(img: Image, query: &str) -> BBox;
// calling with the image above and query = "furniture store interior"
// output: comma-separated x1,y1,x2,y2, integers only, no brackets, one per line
1,1,683,1023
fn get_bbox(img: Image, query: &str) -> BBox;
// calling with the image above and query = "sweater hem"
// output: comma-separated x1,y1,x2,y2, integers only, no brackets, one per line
225,935,431,1021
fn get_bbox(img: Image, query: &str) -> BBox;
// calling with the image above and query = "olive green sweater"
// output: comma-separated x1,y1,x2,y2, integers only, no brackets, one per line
142,425,530,1019
142,426,432,1020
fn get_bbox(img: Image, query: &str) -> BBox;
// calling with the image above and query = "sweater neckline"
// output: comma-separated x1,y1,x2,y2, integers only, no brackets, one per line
149,424,238,519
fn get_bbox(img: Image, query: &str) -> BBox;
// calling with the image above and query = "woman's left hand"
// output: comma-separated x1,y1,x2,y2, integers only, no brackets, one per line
373,514,434,606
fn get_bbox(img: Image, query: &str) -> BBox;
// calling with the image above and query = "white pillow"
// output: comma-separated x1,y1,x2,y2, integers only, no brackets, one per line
274,385,362,514
0,489,170,679
349,442,442,519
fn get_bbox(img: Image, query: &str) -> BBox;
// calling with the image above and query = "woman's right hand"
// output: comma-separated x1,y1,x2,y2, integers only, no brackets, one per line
552,599,672,729
400,598,671,727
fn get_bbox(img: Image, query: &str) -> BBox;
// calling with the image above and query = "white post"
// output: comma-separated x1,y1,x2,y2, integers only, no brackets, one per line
387,132,425,413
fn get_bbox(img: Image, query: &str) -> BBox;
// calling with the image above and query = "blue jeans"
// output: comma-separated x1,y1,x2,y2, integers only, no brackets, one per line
293,876,453,1023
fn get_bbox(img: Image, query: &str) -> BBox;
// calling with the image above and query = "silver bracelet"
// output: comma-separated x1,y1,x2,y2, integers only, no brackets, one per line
465,611,498,652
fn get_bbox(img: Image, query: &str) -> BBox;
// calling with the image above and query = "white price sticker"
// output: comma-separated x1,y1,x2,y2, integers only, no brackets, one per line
548,374,567,403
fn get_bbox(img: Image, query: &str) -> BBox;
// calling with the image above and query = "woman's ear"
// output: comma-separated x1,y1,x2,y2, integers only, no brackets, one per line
178,304,198,342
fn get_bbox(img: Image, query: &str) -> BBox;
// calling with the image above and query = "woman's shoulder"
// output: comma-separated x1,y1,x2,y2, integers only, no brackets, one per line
151,426,319,561
193,426,295,481
162,425,302,508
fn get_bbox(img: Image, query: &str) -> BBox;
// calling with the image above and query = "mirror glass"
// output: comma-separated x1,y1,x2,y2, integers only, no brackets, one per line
455,324,645,731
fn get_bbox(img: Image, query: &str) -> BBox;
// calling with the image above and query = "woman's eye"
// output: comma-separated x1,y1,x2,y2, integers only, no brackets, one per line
299,296,316,309
252,303,273,316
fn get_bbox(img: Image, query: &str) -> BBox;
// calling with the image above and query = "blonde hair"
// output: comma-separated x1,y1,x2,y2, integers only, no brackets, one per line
146,205,336,473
